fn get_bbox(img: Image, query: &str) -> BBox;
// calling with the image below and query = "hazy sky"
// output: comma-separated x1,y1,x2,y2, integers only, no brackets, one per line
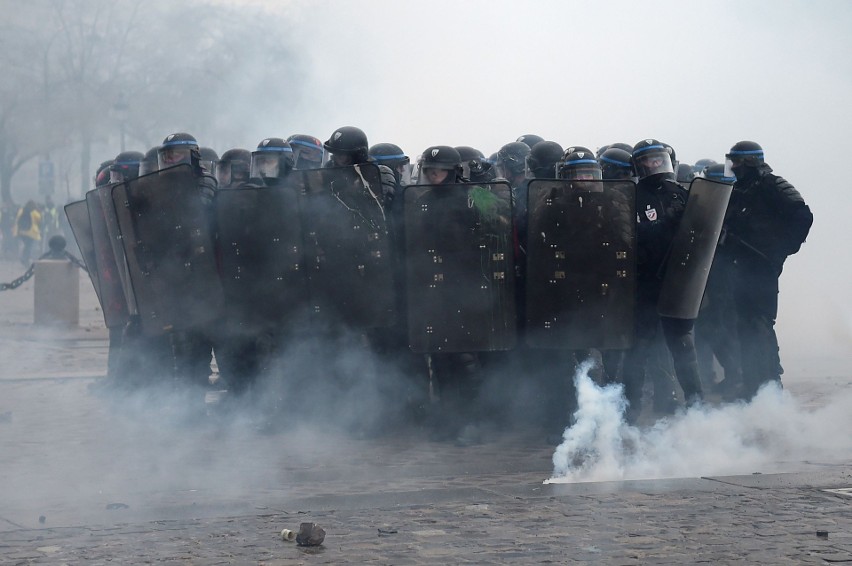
255,0,851,375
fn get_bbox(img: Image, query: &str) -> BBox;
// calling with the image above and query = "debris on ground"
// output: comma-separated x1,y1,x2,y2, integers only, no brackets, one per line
296,522,325,546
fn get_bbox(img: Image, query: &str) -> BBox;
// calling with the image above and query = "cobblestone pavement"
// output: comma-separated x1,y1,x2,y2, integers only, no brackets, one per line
1,259,851,564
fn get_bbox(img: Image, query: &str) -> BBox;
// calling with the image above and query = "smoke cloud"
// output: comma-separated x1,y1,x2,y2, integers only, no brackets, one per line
547,362,852,484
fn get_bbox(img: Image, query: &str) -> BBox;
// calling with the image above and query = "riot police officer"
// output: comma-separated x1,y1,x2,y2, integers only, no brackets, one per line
557,150,603,180
138,146,159,176
199,147,219,176
620,139,704,422
370,143,410,187
527,141,564,179
598,147,634,181
109,151,144,184
410,145,488,443
248,137,295,187
323,126,370,167
324,126,395,207
215,148,252,189
455,146,495,183
287,134,325,170
94,160,113,187
212,139,295,396
101,151,143,385
156,132,218,392
722,141,812,398
693,158,718,176
694,164,743,399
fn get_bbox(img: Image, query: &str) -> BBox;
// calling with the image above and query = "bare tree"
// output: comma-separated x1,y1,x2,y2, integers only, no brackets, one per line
0,0,303,202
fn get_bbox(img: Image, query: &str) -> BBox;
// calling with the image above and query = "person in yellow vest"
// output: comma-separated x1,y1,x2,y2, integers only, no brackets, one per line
13,200,42,266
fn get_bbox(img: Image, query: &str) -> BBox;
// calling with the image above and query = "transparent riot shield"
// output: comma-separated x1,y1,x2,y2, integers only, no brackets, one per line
111,164,223,336
215,181,308,329
294,164,395,328
64,199,102,304
404,181,516,353
84,189,130,328
658,177,733,320
525,179,636,350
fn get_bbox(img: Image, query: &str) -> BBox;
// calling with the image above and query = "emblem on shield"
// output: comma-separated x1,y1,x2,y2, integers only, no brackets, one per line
645,207,658,221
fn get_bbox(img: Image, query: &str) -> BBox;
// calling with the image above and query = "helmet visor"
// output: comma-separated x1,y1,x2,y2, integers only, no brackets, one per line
567,166,602,181
633,149,674,179
158,146,192,169
251,153,280,179
398,163,412,186
291,143,325,170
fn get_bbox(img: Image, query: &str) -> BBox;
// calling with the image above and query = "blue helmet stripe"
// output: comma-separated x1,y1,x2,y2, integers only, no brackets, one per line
161,139,197,147
290,139,321,150
708,172,736,182
371,153,407,161
728,149,764,156
600,156,631,167
564,159,599,166
632,144,666,156
255,146,293,153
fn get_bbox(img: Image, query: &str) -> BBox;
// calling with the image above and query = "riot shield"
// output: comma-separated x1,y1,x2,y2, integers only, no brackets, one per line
294,164,395,328
96,183,137,315
215,182,308,329
525,179,636,350
111,164,223,336
64,199,102,303
657,177,733,319
404,181,516,353
84,189,130,328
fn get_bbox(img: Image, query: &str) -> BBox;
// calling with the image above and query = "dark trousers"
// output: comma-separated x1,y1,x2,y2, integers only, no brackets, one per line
621,284,703,419
733,260,782,397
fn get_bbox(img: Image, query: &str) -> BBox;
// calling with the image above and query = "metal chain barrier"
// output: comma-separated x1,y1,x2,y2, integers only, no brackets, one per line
0,264,36,291
0,241,88,292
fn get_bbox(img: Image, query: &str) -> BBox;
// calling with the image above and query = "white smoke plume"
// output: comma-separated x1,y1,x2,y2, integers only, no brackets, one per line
547,361,852,484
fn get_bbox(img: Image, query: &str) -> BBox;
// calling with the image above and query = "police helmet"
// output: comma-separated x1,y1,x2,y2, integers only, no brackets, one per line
631,139,675,180
216,148,251,188
598,147,634,180
704,163,736,184
558,151,602,180
496,141,531,178
287,134,325,170
158,132,199,170
455,145,493,181
726,141,764,167
250,138,294,181
526,141,564,179
323,126,369,164
109,151,144,183
516,134,545,149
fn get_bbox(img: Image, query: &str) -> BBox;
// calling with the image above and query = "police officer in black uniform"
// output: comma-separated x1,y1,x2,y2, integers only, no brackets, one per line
157,133,218,392
215,138,296,397
722,141,812,398
598,147,635,182
412,146,487,443
621,139,704,423
455,146,495,183
526,141,564,179
215,148,252,189
286,134,325,170
694,164,743,399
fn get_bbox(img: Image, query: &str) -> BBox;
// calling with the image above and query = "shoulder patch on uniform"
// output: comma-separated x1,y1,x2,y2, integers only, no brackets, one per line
645,207,658,221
